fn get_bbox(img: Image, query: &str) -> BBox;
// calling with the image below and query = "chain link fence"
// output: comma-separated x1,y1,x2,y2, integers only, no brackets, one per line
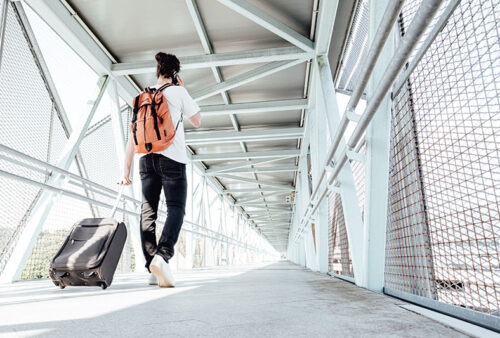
385,0,500,320
328,193,354,278
0,1,61,275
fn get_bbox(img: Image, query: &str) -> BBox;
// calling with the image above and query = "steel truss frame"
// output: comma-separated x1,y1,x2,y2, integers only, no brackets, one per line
1,0,299,281
18,0,309,247
4,3,495,331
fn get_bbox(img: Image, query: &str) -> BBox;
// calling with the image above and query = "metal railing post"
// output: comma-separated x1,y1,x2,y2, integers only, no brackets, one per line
360,0,396,292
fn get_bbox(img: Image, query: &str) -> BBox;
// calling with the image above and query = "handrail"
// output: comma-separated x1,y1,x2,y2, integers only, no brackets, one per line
293,0,443,242
0,143,138,204
308,0,404,209
0,150,269,254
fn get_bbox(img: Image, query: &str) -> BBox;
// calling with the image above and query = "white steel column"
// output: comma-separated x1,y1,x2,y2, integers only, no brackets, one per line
307,81,320,272
313,65,330,274
361,0,395,292
108,79,146,272
316,56,365,282
0,76,109,282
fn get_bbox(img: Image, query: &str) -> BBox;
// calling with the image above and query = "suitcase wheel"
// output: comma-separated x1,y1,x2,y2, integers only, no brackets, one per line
59,284,66,289
100,283,108,290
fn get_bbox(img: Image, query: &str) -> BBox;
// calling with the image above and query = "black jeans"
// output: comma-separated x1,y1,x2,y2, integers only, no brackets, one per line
139,153,187,271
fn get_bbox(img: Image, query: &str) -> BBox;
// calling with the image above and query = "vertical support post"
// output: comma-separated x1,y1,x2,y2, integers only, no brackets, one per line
312,64,330,273
362,0,395,291
0,76,109,283
305,99,318,271
296,147,311,267
108,79,146,272
316,56,365,283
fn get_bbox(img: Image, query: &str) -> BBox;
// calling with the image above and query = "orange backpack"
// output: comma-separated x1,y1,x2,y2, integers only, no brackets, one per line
131,83,182,153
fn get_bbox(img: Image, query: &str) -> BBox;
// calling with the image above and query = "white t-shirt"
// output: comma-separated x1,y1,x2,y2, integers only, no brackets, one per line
136,85,199,164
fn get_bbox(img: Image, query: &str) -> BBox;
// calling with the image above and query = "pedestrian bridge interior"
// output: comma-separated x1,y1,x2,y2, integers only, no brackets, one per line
0,0,498,336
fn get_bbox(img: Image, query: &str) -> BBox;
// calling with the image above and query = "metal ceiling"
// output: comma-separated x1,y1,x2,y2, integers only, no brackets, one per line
30,0,352,251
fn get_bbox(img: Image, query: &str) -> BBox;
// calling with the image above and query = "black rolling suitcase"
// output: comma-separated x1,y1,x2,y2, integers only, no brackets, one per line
49,187,128,290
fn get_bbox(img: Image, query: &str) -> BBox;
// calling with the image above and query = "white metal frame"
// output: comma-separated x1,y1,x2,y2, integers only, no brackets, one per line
216,0,314,52
287,0,444,293
1,0,308,280
1,2,476,317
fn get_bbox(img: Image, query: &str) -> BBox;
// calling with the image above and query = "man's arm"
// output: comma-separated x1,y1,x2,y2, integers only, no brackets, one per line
189,112,201,128
178,75,201,128
119,137,135,185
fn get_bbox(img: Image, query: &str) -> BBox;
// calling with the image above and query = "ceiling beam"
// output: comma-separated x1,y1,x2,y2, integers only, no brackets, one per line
192,59,305,101
24,0,139,103
314,0,339,55
251,218,291,222
224,187,294,194
247,211,292,215
236,191,289,203
111,47,310,75
250,214,291,219
217,173,293,189
200,98,308,116
242,207,292,211
185,127,304,145
192,149,300,162
216,0,314,52
241,202,292,206
206,158,296,175
210,165,298,175
259,227,290,230
185,0,242,143
255,223,290,227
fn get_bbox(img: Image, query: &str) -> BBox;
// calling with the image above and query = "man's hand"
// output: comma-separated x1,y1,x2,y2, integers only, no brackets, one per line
119,175,132,185
177,75,184,87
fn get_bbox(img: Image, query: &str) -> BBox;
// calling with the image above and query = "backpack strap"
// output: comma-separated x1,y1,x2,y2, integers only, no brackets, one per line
131,94,140,145
149,83,176,141
175,114,183,131
157,82,175,92
149,97,162,141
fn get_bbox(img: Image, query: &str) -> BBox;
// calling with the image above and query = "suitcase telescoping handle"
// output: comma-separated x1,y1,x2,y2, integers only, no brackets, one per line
110,184,125,219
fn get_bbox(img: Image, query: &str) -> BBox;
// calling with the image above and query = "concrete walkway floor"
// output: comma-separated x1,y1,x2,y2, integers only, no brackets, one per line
0,261,472,337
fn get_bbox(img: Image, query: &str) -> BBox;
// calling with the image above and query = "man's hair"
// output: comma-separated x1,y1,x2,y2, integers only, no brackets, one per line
155,52,180,79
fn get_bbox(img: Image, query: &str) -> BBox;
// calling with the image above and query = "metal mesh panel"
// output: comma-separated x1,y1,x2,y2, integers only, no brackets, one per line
328,193,354,278
122,106,131,143
386,88,436,297
21,169,94,279
112,208,135,273
335,0,369,93
386,0,500,318
0,3,64,274
79,118,121,221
